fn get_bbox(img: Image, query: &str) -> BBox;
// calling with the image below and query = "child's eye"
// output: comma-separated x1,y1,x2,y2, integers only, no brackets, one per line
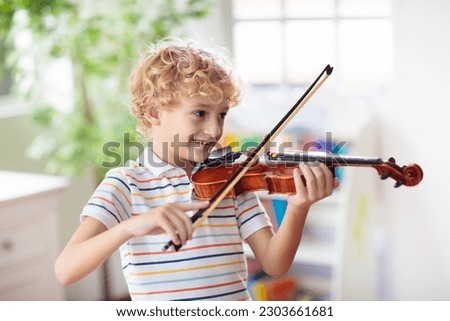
219,112,227,119
193,110,206,117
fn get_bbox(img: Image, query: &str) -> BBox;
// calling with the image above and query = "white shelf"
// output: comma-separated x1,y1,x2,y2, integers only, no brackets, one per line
0,171,69,203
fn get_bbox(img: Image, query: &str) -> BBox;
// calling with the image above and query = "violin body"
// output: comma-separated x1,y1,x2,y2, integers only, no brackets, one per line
192,161,299,200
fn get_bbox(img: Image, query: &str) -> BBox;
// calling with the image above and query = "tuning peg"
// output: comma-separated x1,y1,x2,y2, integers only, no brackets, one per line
380,172,390,180
388,157,396,164
394,180,404,188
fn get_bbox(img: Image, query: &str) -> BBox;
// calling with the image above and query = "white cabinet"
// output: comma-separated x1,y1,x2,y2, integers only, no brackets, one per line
0,171,68,300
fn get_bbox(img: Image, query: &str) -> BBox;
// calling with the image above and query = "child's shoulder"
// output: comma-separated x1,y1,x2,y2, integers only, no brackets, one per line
103,159,152,181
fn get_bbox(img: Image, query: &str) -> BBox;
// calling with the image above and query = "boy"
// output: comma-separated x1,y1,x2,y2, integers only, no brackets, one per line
54,38,338,300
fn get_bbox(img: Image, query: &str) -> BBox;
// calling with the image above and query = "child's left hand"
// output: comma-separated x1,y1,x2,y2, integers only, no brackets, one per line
288,162,339,210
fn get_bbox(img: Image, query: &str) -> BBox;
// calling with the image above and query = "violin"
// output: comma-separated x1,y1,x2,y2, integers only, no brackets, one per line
191,148,423,200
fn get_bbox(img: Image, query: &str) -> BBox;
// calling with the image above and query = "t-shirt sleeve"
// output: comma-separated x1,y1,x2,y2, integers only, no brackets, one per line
236,192,272,240
80,169,132,229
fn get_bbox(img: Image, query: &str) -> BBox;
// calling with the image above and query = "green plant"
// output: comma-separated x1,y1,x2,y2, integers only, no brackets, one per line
1,0,211,182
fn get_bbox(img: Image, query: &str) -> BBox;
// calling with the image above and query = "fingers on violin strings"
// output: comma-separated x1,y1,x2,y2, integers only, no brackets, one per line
317,163,334,196
293,167,306,195
300,163,335,201
314,164,328,198
300,163,317,197
309,162,327,198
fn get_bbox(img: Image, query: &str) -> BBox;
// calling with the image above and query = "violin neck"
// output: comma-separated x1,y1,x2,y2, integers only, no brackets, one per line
266,151,383,167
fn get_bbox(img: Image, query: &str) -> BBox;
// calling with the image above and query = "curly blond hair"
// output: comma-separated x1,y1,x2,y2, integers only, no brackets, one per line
129,38,242,139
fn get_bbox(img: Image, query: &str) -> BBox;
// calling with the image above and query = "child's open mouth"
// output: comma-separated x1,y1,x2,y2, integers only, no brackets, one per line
193,140,216,149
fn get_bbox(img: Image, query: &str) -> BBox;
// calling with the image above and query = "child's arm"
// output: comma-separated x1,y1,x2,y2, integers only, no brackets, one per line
54,201,209,285
246,162,338,277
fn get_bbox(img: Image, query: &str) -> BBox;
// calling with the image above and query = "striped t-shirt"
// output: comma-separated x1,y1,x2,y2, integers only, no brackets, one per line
81,149,271,300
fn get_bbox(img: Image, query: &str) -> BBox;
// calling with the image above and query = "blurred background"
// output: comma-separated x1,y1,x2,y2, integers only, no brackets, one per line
0,0,449,301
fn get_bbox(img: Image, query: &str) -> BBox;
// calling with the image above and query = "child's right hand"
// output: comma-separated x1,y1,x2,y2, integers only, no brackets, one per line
124,201,210,246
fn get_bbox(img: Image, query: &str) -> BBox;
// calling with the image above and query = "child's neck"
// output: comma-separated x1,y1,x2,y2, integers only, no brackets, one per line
152,147,196,177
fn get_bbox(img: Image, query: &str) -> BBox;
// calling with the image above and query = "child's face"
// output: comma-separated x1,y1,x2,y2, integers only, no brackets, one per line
152,95,229,168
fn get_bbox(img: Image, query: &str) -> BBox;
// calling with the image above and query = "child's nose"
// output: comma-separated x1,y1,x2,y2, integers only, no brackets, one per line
204,118,222,138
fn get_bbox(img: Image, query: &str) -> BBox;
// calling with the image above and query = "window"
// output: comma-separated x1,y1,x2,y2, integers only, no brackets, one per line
232,0,392,87
229,0,392,134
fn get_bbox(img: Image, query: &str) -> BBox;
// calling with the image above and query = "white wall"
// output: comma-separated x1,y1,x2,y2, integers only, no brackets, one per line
184,1,232,50
379,0,450,299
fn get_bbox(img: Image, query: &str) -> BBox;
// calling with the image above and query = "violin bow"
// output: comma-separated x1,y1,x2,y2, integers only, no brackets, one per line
163,64,333,251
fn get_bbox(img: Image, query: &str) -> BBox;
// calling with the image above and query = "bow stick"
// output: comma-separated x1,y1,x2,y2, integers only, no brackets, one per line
163,64,334,251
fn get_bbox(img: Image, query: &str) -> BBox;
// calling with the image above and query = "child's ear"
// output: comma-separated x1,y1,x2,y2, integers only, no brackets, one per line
144,106,161,126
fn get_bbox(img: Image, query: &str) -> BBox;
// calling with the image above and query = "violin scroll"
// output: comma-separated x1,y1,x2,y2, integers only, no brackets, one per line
374,157,423,187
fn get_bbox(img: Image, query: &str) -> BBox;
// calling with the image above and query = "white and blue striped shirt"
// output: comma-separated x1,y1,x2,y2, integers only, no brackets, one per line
81,149,271,300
